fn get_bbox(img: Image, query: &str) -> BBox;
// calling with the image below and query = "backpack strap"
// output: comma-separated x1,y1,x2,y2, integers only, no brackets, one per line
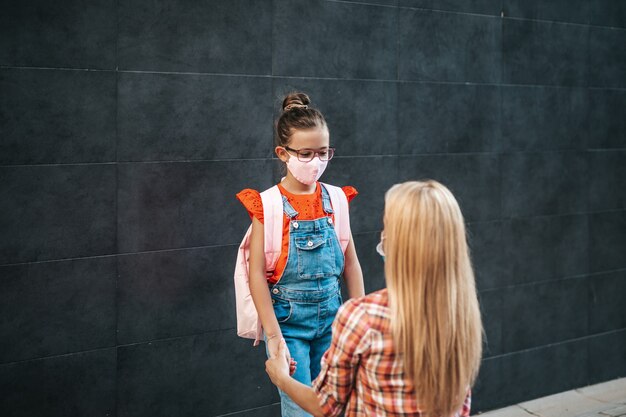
260,185,283,272
320,183,350,253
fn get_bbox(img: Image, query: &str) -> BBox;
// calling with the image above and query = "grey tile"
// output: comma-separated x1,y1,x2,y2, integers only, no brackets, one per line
478,289,503,357
0,164,116,264
588,89,626,149
500,215,589,286
117,332,279,417
0,257,116,363
503,0,591,24
322,156,399,234
590,1,626,28
0,349,116,417
399,0,501,15
500,278,588,352
399,9,501,83
117,160,274,253
589,270,626,334
500,152,588,218
274,0,397,79
118,0,271,74
589,27,626,88
503,19,588,86
0,0,115,69
117,245,238,344
118,73,273,162
397,154,501,222
353,232,386,294
467,221,507,291
588,330,626,385
273,78,398,156
398,82,500,154
0,68,116,165
472,357,504,412
397,82,445,154
501,86,588,152
589,211,626,273
589,150,626,211
497,339,588,405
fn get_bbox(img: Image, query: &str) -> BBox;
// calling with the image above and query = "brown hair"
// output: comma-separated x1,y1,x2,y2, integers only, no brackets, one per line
384,181,483,417
275,92,327,146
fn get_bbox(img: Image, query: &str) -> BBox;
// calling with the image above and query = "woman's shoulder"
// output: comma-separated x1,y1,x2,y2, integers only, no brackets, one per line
335,290,389,339
339,289,388,319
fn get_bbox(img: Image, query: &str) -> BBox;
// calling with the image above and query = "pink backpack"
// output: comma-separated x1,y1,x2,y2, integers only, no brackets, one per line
234,183,351,345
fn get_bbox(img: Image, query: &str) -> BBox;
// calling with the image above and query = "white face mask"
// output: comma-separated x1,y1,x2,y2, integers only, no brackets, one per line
286,156,328,185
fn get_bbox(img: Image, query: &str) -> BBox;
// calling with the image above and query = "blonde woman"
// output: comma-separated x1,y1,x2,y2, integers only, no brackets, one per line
266,180,483,417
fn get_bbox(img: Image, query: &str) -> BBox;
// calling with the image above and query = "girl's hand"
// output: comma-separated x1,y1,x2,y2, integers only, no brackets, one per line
289,358,297,376
266,339,291,387
267,336,297,376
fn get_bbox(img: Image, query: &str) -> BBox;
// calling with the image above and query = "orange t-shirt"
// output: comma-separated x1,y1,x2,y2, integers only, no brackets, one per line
236,182,358,284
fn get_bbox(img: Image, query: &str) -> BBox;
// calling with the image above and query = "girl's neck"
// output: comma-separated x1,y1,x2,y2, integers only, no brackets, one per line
280,173,317,195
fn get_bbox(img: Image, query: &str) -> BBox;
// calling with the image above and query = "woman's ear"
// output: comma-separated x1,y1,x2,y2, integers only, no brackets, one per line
275,146,289,163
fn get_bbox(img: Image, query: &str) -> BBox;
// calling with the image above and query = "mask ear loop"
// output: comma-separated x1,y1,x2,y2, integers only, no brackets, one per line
376,241,385,257
376,231,386,257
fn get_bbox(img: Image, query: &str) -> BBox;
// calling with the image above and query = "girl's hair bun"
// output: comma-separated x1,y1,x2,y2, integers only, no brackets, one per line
282,92,311,112
275,91,326,146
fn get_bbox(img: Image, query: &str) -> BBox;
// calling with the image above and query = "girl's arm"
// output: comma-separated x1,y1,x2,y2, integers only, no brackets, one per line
343,232,365,298
248,217,286,357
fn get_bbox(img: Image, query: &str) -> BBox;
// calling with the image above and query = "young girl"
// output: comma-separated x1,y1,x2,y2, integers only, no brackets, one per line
236,92,365,417
265,180,483,417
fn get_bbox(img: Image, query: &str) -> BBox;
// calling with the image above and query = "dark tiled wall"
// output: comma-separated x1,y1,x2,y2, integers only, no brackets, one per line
1,1,624,416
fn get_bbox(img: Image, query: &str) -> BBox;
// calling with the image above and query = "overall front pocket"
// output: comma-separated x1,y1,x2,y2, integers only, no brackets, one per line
272,298,292,323
295,234,337,279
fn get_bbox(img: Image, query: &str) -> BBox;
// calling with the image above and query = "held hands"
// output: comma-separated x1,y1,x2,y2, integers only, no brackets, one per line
267,336,297,376
266,339,296,387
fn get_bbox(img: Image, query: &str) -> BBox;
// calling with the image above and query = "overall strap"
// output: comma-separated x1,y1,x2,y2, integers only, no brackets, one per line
281,195,299,219
320,184,334,215
260,185,283,271
320,183,350,253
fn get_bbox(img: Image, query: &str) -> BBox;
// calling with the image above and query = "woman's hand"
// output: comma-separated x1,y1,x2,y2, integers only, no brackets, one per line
265,339,324,417
266,339,291,388
267,336,297,376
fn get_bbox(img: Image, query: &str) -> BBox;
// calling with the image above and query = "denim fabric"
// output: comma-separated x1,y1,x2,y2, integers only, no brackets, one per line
268,184,345,417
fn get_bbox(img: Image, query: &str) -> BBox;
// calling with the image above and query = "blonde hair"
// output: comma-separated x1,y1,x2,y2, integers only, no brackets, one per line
384,180,483,417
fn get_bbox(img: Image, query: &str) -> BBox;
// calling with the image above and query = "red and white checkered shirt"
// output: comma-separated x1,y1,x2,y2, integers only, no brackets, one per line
312,289,472,417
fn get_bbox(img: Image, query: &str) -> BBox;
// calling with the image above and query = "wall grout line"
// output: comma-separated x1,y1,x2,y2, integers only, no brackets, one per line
482,328,626,361
3,65,626,91
0,327,234,367
0,65,114,72
325,0,397,10
0,230,388,268
397,3,626,30
213,402,281,417
3,325,624,368
478,267,626,294
4,148,626,168
1,200,624,269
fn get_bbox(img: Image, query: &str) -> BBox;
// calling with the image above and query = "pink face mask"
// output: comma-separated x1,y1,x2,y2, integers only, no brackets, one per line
286,156,328,185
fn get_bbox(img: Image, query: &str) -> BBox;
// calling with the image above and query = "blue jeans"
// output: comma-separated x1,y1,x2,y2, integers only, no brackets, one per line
268,284,342,417
268,184,345,417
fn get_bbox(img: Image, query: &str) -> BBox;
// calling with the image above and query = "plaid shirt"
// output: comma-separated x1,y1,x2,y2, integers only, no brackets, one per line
312,289,472,417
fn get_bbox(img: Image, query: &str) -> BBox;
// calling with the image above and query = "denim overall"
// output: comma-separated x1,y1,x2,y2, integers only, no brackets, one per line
269,184,345,417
